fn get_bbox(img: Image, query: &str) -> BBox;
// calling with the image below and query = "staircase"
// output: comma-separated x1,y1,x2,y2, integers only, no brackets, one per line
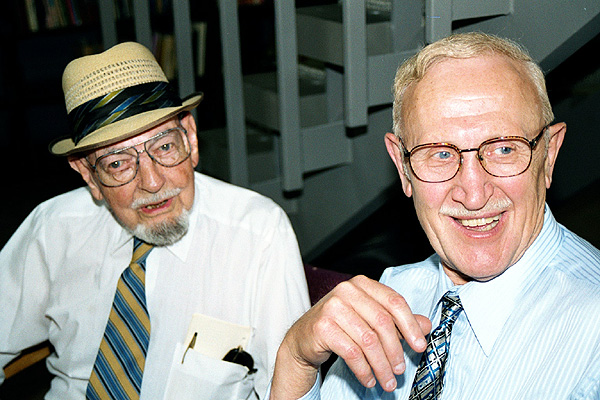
197,0,600,257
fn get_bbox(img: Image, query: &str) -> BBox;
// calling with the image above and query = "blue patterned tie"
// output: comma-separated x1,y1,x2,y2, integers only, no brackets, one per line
409,292,463,400
86,238,153,400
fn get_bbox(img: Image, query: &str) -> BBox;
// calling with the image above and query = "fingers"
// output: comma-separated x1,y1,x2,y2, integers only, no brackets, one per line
415,314,433,339
274,275,431,395
348,276,429,353
316,291,396,390
315,313,380,388
314,275,430,392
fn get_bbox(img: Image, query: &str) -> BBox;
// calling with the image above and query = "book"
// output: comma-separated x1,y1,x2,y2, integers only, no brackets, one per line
192,21,207,78
24,0,40,32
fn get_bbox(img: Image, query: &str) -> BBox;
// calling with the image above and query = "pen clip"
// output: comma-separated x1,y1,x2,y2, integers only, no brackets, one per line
181,332,198,364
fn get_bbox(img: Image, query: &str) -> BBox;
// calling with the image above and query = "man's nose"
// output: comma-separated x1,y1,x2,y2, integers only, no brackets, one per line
451,151,494,210
136,151,166,193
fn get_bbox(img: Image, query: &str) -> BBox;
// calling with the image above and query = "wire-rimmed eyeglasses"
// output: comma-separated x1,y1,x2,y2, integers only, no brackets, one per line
399,126,548,183
87,126,191,187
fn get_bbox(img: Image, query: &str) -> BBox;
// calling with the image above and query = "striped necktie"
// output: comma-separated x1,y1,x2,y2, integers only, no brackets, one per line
409,292,463,400
86,238,154,400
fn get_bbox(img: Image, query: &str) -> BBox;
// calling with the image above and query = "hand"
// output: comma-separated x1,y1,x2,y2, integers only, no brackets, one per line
270,275,431,399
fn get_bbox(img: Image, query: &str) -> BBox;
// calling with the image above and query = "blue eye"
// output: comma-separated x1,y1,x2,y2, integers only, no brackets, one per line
496,146,513,155
435,151,453,160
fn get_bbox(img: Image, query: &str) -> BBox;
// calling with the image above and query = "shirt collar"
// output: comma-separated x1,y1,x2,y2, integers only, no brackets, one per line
109,215,134,256
165,203,197,262
160,178,200,262
434,204,563,356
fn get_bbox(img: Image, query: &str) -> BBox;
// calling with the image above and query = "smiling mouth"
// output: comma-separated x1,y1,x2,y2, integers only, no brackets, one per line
457,215,501,231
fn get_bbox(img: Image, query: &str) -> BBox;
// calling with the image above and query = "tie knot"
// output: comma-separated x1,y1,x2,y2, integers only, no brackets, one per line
440,292,463,327
132,237,154,266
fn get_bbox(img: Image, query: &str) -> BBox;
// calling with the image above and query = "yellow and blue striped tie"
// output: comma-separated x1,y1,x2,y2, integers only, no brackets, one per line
86,238,153,400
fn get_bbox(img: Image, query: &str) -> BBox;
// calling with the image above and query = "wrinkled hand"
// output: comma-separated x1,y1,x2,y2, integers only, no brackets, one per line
271,275,431,399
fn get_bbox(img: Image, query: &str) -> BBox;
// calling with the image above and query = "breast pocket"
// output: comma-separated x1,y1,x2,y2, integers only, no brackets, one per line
163,342,256,400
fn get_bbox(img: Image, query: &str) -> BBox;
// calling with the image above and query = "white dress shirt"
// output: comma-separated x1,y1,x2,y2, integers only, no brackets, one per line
0,172,311,399
292,206,600,400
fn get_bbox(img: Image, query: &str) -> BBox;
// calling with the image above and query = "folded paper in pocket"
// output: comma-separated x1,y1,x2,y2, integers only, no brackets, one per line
182,313,254,360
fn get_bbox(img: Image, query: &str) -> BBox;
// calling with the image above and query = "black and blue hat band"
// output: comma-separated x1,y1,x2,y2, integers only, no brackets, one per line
68,81,182,145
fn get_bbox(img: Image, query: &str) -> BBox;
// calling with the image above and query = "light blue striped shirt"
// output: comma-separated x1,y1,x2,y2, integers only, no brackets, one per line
300,206,600,400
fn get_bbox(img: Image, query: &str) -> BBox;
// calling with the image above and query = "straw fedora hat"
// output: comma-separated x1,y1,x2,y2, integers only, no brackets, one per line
50,41,203,156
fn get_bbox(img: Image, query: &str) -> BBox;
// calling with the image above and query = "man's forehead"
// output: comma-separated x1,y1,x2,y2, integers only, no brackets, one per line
402,55,539,137
415,55,531,99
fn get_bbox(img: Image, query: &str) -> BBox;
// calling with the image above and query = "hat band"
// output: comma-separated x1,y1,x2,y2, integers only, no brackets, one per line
68,81,182,145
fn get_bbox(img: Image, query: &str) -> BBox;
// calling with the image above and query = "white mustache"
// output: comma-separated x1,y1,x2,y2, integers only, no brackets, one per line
440,198,512,218
131,188,182,209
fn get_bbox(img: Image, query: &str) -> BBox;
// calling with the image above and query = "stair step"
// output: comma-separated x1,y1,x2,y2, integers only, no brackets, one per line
243,70,328,131
452,0,512,21
296,3,393,66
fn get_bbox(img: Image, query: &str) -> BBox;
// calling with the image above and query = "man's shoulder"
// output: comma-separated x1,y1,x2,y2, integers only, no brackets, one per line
194,172,286,218
4,186,117,254
553,223,600,285
380,254,440,281
30,186,103,220
378,254,440,304
195,172,270,199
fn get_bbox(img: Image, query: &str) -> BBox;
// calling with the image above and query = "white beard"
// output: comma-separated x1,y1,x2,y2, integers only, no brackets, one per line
130,208,190,246
106,187,193,246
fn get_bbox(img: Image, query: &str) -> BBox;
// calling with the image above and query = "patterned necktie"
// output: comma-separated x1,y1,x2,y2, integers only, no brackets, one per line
409,292,463,400
86,238,154,400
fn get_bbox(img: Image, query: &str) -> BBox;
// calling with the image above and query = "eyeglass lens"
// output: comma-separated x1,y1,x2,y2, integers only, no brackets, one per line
94,127,190,187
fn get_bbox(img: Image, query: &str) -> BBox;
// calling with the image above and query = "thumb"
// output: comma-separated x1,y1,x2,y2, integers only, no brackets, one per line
415,314,432,336
408,314,432,353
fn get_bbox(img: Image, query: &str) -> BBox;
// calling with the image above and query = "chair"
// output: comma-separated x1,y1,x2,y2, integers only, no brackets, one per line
304,264,353,306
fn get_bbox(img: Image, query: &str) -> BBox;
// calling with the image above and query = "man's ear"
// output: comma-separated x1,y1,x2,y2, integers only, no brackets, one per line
180,112,200,169
544,122,566,189
384,132,413,197
68,155,104,201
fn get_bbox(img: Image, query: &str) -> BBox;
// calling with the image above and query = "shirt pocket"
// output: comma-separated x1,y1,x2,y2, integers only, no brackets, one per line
163,342,256,400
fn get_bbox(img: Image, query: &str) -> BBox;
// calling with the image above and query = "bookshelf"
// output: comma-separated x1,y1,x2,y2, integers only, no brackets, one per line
18,0,99,34
0,0,234,140
2,1,102,144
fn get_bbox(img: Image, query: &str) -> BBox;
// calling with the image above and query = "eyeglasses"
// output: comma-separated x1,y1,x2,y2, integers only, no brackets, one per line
88,126,191,187
222,346,257,373
399,126,548,183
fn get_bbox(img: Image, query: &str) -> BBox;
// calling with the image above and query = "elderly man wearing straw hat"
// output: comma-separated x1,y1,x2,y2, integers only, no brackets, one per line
0,42,310,399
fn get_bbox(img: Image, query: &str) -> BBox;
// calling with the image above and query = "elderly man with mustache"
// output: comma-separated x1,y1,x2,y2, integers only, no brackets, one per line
269,32,600,400
0,42,310,400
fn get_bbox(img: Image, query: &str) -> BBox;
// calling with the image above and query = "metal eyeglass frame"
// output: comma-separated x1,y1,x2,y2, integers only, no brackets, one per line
86,125,191,188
